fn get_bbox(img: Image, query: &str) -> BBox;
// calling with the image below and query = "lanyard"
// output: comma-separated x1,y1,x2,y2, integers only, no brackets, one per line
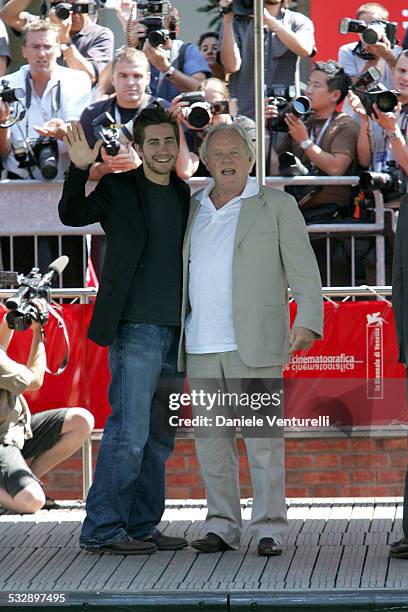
308,112,336,147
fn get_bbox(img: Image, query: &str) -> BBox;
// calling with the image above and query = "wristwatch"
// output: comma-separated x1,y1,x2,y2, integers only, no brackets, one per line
300,138,314,151
60,42,72,52
387,127,403,141
164,66,176,80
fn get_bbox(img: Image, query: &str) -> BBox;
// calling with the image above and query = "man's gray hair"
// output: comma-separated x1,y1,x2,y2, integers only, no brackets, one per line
199,123,256,168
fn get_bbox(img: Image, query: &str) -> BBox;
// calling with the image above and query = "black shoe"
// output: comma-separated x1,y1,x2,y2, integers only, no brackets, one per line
84,536,157,555
258,537,283,556
145,531,188,550
390,537,408,558
190,532,233,553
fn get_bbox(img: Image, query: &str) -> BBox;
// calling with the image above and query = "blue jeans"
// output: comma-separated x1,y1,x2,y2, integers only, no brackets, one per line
80,323,181,548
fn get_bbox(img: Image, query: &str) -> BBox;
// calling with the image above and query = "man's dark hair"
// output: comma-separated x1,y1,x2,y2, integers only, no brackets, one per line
198,31,219,48
133,104,180,147
312,60,351,104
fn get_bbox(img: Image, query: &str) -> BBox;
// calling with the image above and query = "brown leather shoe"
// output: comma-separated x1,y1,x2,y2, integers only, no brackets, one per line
191,532,233,553
85,536,157,555
389,537,408,558
258,537,283,556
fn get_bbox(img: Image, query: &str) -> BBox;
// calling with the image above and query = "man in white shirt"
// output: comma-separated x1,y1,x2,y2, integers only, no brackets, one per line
178,123,323,556
0,20,91,180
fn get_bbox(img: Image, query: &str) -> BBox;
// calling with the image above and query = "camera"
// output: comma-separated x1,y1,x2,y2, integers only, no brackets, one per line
267,92,311,133
92,111,121,156
136,1,174,48
278,152,322,207
353,84,399,116
53,1,96,19
12,137,59,180
179,91,237,129
0,80,25,104
359,162,406,203
339,17,397,47
2,256,68,332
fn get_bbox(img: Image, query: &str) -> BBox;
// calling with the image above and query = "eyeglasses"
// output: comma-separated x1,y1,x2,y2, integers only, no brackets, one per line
24,44,57,52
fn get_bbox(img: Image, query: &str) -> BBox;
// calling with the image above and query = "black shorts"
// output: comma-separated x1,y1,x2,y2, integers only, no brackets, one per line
0,408,68,497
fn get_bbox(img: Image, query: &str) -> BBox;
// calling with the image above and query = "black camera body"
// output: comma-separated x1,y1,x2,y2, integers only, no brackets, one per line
92,111,121,156
267,94,311,133
179,91,237,129
12,136,59,179
0,79,24,104
339,17,398,47
3,257,68,332
139,16,171,47
53,1,96,19
359,162,406,203
353,83,400,116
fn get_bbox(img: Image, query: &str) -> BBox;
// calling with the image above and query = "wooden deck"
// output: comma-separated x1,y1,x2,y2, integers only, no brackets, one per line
1,498,408,610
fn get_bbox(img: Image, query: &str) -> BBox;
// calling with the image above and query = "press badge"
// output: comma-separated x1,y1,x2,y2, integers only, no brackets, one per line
375,151,388,165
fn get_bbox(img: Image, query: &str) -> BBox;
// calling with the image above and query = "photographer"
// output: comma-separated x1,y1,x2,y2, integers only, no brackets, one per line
272,61,359,216
0,20,91,180
80,48,168,181
0,298,94,513
338,3,401,118
171,77,255,179
350,50,408,178
219,0,316,120
0,0,114,87
116,3,211,103
0,17,11,77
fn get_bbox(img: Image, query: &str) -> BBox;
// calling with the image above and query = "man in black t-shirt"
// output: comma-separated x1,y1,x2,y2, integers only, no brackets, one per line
59,106,190,555
80,47,168,181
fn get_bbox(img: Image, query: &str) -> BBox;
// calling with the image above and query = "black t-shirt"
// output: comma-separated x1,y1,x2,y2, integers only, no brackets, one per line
121,179,183,326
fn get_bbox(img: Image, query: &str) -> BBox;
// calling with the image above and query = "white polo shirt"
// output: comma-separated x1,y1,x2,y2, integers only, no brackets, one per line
3,64,91,179
185,177,259,354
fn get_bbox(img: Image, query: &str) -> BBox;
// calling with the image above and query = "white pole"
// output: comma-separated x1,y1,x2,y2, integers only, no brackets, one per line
254,0,265,185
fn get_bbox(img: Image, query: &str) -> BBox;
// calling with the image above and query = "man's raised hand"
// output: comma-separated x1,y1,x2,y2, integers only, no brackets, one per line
64,121,102,170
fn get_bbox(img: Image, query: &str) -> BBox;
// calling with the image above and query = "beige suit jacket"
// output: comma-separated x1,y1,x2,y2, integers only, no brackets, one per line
178,185,323,371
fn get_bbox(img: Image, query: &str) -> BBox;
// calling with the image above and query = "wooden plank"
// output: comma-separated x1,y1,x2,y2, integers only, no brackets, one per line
309,545,343,589
360,544,389,588
336,545,366,588
4,549,57,589
284,546,320,589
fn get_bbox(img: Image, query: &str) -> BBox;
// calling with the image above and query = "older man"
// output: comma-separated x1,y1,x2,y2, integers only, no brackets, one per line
178,123,323,555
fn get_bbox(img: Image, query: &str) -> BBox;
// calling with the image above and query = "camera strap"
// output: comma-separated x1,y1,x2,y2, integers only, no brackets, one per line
44,303,70,376
308,112,337,147
24,73,62,137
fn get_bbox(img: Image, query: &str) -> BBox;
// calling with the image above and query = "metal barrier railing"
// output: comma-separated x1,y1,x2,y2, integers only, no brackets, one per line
0,176,387,285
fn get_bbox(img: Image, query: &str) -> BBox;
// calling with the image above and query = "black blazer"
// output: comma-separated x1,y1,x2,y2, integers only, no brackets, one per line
58,164,190,346
393,194,408,365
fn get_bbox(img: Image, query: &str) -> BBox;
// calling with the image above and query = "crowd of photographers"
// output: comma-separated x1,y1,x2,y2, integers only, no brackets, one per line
0,0,407,283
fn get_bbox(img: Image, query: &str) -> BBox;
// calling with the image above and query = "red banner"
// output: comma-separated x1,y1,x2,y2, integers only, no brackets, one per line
3,302,407,430
311,0,406,64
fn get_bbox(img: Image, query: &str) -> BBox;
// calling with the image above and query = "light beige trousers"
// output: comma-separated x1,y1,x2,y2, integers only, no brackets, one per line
187,350,288,549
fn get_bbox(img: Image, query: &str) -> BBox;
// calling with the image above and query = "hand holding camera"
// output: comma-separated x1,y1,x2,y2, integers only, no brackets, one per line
284,113,309,145
143,40,171,72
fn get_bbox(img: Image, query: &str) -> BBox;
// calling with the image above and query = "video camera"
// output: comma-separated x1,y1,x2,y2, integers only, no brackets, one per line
0,256,69,332
351,66,400,117
266,85,311,132
179,91,237,130
12,136,59,180
359,162,406,203
339,17,397,48
136,0,174,48
51,1,96,19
